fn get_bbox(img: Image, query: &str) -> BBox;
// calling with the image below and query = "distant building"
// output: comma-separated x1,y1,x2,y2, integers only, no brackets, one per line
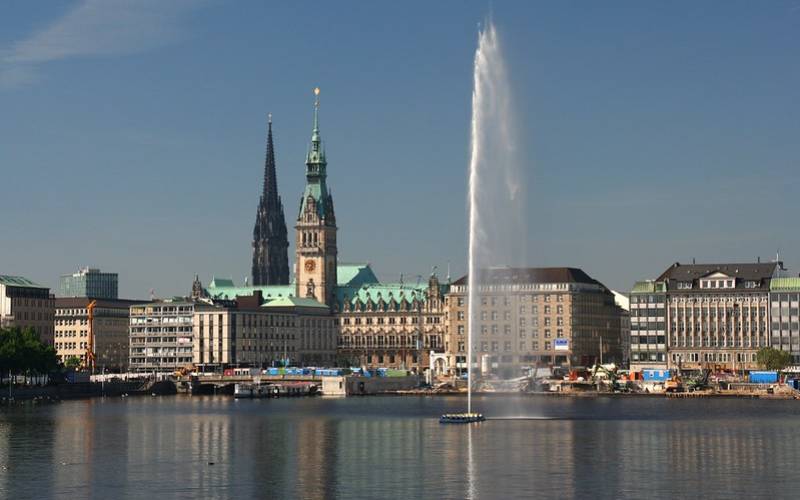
0,275,55,344
337,273,447,371
54,298,144,371
444,268,625,378
629,280,667,371
631,262,781,372
129,299,196,373
613,291,631,368
59,267,118,300
193,292,336,369
769,277,800,363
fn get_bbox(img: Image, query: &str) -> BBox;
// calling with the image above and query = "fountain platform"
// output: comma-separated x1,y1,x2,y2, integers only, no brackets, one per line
439,413,486,424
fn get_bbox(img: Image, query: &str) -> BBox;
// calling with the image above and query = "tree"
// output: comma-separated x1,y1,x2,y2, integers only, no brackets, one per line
0,326,59,376
64,356,82,370
756,347,792,371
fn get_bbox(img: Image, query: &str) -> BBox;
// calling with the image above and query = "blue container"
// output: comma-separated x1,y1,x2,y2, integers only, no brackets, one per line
749,371,778,384
642,369,671,382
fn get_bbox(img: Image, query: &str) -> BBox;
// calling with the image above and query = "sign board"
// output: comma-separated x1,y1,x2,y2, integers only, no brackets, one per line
554,339,569,351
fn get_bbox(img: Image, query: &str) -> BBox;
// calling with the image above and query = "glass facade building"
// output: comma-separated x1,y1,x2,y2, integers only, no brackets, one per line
59,268,118,300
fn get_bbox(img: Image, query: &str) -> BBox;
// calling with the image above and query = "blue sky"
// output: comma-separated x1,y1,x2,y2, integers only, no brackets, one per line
2,1,798,298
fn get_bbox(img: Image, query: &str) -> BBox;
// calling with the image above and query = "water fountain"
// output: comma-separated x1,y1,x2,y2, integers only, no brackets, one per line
442,19,521,424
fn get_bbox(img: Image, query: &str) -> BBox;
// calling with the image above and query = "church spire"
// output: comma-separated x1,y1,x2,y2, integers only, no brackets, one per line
252,113,290,286
263,113,279,206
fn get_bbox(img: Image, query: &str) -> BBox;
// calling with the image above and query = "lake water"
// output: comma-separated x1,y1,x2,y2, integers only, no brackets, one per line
1,395,799,499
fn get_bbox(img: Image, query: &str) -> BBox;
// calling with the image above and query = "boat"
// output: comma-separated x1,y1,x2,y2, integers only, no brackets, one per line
439,413,486,424
234,383,274,399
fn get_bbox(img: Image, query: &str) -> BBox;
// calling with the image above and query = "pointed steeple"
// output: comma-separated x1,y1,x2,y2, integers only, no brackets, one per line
262,113,279,206
252,113,290,286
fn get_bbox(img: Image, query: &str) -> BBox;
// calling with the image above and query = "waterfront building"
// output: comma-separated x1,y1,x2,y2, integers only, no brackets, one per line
629,280,667,371
129,299,196,372
632,261,781,372
59,267,118,300
613,291,631,368
443,268,625,377
193,291,336,368
0,275,55,344
769,277,800,363
336,273,447,370
54,298,144,371
252,116,290,286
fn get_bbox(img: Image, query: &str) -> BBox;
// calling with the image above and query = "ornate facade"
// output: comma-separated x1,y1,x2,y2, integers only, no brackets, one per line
295,89,338,307
251,115,290,286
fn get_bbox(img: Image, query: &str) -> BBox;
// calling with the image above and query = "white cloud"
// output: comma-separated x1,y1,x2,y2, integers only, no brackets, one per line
1,0,200,88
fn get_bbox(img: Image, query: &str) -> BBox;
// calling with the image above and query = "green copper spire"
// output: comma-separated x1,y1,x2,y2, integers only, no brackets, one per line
299,87,332,221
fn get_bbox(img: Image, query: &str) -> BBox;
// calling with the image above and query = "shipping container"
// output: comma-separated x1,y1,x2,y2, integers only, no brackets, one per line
749,371,778,384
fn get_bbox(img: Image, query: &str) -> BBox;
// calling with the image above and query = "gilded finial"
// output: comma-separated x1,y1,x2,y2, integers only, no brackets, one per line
314,87,320,108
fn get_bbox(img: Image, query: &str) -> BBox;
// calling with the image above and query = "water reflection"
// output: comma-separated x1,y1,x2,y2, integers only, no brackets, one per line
2,397,800,499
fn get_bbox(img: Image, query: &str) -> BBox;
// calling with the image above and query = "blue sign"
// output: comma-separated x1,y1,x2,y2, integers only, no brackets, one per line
554,339,569,351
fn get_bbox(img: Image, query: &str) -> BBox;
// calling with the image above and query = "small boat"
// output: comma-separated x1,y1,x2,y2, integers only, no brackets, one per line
439,413,486,424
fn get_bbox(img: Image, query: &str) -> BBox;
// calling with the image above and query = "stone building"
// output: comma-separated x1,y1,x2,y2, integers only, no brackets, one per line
336,273,447,370
193,292,336,369
444,268,624,377
632,262,780,372
54,298,143,371
0,275,55,344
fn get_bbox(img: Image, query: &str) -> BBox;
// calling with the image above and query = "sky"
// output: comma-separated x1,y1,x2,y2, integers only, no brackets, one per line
1,0,798,298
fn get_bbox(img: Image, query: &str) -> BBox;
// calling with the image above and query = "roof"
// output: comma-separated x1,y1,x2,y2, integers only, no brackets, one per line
452,267,599,286
0,275,48,289
771,277,800,291
337,263,379,287
209,277,235,288
205,284,294,301
262,296,329,309
55,297,147,308
655,262,781,291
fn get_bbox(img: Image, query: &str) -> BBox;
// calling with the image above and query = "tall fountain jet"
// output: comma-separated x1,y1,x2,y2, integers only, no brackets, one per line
467,20,523,415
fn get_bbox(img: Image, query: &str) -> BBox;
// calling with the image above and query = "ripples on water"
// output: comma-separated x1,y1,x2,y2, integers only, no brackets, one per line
1,396,798,499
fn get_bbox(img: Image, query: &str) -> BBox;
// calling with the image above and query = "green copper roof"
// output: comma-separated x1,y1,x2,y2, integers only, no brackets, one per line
205,284,295,301
209,277,235,288
335,281,449,309
0,275,47,289
263,296,328,309
771,277,800,291
337,263,379,287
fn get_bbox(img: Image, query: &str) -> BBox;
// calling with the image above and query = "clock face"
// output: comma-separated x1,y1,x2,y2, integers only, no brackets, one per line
305,259,316,272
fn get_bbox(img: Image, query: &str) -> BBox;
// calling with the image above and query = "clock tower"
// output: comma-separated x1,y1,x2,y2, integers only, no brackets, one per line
295,88,337,306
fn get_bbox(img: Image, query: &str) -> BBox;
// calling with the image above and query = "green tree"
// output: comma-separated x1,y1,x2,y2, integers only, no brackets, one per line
64,356,82,370
0,326,58,376
756,347,792,371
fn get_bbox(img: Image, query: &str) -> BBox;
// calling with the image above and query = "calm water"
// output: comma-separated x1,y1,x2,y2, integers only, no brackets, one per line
1,395,799,499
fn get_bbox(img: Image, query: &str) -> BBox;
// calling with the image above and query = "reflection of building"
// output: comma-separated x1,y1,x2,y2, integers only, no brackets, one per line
55,298,144,370
631,261,780,371
59,267,118,299
0,275,55,344
444,268,624,376
770,278,800,363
